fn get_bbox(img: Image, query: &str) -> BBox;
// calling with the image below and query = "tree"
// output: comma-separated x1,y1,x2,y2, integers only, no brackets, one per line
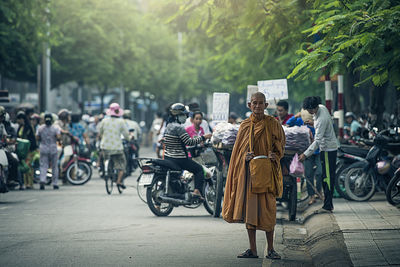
0,0,49,82
288,0,400,126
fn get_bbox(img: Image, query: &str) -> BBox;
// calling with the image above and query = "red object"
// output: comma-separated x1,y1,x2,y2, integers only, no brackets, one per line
338,93,344,110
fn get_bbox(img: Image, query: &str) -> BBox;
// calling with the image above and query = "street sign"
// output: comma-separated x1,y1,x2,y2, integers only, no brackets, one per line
212,92,230,122
257,79,288,100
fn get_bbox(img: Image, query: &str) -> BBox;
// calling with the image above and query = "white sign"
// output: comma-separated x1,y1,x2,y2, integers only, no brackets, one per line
246,85,258,106
212,93,230,122
257,79,288,100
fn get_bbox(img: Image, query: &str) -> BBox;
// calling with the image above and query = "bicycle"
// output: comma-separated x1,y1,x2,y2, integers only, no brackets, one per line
104,156,123,195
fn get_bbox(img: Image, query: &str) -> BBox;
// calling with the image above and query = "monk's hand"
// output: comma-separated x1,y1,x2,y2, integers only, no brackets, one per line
298,153,306,162
268,151,277,161
245,152,254,162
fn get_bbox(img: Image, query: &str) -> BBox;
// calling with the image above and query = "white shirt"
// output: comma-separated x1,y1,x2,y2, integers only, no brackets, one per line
304,105,338,157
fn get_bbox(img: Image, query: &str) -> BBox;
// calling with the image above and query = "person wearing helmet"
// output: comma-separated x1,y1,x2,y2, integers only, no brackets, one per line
345,112,362,138
98,103,130,189
123,110,142,141
16,111,38,189
55,109,73,183
163,103,212,199
36,113,61,190
30,113,41,133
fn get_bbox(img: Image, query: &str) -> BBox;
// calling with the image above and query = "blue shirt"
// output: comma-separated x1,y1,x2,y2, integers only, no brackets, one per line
70,123,86,144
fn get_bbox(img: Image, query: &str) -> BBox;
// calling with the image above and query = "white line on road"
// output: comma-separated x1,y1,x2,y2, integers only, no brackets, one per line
27,199,37,203
0,206,9,210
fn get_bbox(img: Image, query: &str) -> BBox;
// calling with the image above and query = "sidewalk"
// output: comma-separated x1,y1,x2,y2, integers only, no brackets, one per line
334,193,400,266
264,193,400,266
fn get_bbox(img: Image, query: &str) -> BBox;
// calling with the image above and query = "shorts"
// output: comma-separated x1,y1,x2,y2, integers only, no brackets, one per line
103,150,126,171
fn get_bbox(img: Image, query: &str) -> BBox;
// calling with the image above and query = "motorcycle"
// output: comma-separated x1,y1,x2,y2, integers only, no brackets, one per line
34,136,92,186
385,155,400,206
335,144,370,199
0,141,9,193
123,129,139,177
137,142,224,217
343,131,400,201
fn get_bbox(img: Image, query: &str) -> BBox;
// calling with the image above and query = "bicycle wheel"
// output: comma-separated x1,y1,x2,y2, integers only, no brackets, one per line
386,172,400,206
137,174,147,203
105,160,114,195
296,176,309,211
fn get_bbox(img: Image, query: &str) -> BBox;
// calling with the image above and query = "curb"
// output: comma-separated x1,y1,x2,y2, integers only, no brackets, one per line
302,210,353,267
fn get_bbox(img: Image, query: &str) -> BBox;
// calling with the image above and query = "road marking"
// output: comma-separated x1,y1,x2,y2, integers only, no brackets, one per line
27,199,37,203
0,206,9,210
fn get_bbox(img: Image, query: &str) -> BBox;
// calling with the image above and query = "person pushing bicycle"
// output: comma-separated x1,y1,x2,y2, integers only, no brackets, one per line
98,103,130,189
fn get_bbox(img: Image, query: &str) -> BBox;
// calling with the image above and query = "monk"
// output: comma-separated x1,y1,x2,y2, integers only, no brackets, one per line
222,92,285,260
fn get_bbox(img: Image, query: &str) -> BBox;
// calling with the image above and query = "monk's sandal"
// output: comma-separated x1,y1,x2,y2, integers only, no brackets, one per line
237,249,258,258
266,249,281,260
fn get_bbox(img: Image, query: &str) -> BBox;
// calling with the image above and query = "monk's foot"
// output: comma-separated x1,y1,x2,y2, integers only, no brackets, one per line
237,249,258,258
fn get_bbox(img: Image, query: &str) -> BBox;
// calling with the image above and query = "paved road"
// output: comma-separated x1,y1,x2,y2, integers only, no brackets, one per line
0,147,269,267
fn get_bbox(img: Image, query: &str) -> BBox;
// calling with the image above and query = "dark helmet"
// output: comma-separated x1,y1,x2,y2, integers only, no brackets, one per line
44,113,53,125
58,109,70,121
169,103,188,117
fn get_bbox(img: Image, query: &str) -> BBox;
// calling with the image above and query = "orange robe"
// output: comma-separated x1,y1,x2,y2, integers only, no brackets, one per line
222,114,285,231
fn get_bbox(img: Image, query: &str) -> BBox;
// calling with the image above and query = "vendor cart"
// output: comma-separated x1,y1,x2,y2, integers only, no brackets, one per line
212,144,303,221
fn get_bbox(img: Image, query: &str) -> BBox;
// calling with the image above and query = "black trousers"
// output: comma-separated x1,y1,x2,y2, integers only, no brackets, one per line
164,156,204,194
320,150,337,210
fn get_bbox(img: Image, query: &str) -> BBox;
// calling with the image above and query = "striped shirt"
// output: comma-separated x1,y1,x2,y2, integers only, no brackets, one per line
164,122,203,158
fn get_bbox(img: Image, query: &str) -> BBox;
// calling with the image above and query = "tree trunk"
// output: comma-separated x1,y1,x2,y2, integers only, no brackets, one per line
100,85,108,113
369,82,387,131
344,67,361,115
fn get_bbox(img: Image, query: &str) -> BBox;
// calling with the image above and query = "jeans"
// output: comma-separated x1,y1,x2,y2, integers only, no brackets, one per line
164,156,204,194
304,154,322,196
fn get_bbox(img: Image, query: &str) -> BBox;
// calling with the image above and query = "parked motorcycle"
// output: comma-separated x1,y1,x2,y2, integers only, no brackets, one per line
137,142,223,216
344,132,400,201
335,144,370,200
0,141,9,193
34,137,92,186
385,155,400,206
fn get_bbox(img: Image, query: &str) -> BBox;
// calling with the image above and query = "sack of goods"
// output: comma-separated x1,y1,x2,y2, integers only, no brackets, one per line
211,122,239,146
283,125,311,152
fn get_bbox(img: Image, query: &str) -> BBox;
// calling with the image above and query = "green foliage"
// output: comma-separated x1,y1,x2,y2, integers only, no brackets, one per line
0,0,49,81
288,0,400,88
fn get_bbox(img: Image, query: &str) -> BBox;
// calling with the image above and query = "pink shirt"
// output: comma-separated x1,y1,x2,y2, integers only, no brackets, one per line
185,125,205,138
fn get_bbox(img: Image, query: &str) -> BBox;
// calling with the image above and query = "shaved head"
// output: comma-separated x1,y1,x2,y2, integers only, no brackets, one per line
250,92,266,103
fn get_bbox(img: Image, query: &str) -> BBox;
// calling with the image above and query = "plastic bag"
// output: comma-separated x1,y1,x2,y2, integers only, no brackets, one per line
290,153,304,175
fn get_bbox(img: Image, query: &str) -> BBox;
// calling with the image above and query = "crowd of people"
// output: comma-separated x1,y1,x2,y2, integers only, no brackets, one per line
1,94,379,261
0,103,142,191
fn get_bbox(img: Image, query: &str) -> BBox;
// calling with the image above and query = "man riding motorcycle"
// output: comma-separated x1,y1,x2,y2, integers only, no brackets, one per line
162,103,212,199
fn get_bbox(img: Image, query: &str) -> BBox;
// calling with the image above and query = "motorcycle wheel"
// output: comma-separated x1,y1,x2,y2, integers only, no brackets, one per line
136,175,147,203
386,172,400,206
213,168,224,218
66,161,92,185
146,176,173,216
335,164,352,200
344,162,376,201
203,171,219,215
